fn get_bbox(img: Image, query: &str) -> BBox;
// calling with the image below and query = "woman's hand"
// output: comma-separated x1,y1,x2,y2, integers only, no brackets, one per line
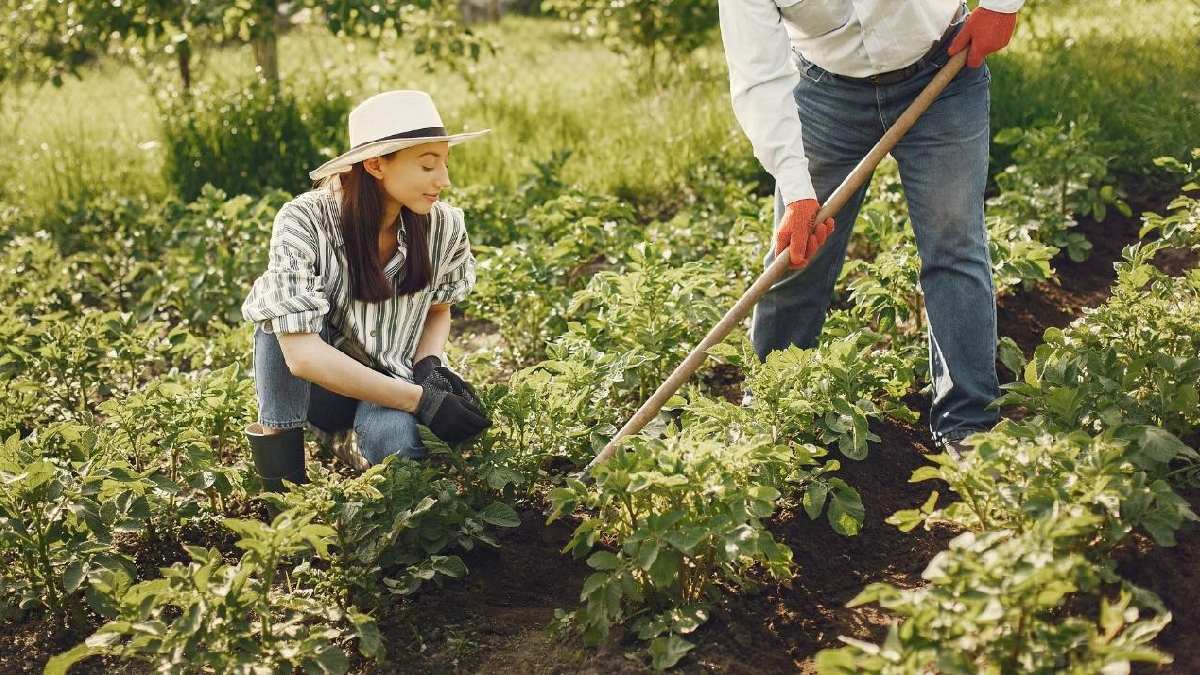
413,355,482,406
415,384,490,444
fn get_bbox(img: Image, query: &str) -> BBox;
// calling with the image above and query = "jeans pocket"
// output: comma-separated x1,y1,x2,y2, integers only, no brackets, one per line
794,49,828,84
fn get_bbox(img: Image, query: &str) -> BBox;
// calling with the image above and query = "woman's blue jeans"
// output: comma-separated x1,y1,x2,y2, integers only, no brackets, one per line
751,32,1000,444
252,325,425,464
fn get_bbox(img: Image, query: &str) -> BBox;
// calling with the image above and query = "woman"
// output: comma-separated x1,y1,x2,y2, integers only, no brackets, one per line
240,90,491,491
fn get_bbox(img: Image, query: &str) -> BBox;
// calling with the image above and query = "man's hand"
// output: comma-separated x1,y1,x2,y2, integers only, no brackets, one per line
776,198,835,269
948,7,1018,69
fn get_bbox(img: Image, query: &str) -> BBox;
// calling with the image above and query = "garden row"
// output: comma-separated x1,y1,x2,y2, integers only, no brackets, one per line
0,121,1175,673
818,149,1200,672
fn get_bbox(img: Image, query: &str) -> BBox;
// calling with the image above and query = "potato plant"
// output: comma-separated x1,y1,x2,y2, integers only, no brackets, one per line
549,432,798,668
817,518,1172,674
1138,149,1200,251
554,245,740,405
889,423,1198,548
96,369,252,530
829,157,1200,672
990,117,1130,263
469,190,639,364
0,424,150,624
272,454,520,611
706,332,916,462
997,250,1200,439
47,509,380,674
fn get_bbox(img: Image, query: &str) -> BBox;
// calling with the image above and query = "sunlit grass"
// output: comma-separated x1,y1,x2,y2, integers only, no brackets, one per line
1,2,1195,223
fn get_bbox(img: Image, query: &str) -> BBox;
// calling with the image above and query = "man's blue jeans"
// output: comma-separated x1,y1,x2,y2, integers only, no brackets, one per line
252,325,425,464
751,37,1000,444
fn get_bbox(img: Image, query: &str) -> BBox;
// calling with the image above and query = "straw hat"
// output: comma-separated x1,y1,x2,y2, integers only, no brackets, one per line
309,90,490,181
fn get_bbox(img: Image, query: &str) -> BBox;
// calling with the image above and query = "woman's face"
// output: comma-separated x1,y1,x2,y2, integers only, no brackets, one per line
364,141,452,217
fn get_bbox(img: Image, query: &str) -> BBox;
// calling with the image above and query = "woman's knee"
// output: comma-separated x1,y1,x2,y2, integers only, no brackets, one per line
355,406,426,465
253,327,312,428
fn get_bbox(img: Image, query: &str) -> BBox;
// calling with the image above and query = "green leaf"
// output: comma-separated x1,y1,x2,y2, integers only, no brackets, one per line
649,634,695,670
63,560,86,594
349,609,384,659
637,539,660,571
307,641,350,674
909,466,942,483
431,556,468,578
827,480,864,536
1130,426,1189,464
648,547,681,589
44,643,102,675
997,337,1027,378
581,572,608,599
663,527,706,554
802,481,829,520
479,502,521,528
587,551,621,570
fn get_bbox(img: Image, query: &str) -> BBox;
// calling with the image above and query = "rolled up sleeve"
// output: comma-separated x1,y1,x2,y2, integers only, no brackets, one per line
241,203,329,334
429,207,476,306
979,0,1024,12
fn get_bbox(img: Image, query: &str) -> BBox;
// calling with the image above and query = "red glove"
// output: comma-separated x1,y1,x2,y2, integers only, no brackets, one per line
947,8,1018,69
776,199,834,269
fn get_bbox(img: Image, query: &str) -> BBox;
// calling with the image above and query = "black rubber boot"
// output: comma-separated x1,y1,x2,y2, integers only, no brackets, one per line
245,423,309,492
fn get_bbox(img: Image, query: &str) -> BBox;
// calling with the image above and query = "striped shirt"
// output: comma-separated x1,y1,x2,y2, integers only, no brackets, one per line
241,186,476,382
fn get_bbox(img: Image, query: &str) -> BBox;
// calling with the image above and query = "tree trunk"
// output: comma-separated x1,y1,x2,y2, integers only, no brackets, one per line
253,31,279,86
177,38,192,92
253,0,280,86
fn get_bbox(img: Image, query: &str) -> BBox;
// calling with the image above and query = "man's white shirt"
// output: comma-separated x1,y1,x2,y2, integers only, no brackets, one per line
719,0,1024,204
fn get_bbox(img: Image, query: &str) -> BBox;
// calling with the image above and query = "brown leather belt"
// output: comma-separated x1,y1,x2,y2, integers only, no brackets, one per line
830,4,967,86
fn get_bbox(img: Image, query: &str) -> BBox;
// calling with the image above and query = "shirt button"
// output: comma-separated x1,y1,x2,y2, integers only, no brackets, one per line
370,330,377,337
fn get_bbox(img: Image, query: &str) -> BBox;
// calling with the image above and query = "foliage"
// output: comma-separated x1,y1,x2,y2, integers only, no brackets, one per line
1139,148,1200,252
997,252,1200,440
817,520,1173,675
553,243,739,404
273,455,519,610
2,310,191,433
0,424,150,624
96,364,255,529
990,117,1130,264
889,423,1198,548
47,509,380,674
542,0,718,83
157,78,352,200
701,332,916,464
0,0,491,89
548,432,797,666
468,189,639,364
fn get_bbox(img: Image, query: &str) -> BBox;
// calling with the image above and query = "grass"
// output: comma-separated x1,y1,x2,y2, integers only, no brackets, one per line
0,61,166,218
988,0,1200,178
0,1,1196,223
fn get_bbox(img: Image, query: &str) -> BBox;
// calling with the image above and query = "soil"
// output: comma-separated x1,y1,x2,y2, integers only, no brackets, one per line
6,194,1197,674
1117,488,1200,675
352,192,1200,674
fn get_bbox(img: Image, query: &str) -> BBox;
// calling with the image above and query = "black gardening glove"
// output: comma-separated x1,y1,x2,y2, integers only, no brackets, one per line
415,384,491,445
412,355,484,411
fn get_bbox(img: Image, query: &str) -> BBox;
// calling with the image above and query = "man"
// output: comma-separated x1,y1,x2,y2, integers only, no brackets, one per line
718,1,1022,453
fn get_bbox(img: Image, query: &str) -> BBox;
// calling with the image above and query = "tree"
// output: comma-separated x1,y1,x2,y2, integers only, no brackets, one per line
0,0,492,91
542,0,717,84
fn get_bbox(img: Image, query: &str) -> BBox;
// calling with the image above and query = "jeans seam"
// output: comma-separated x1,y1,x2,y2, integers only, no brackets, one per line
258,417,306,429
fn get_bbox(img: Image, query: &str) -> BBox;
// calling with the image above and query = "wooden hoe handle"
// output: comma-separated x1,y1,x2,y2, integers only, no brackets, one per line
584,50,969,473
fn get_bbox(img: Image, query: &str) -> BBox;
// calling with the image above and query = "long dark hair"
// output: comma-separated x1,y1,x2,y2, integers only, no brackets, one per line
333,156,433,302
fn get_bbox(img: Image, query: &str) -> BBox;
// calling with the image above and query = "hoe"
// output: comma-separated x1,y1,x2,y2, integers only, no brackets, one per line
585,50,971,474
